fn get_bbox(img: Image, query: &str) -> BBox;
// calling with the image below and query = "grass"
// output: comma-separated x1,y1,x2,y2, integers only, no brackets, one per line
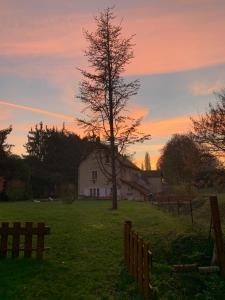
0,197,224,299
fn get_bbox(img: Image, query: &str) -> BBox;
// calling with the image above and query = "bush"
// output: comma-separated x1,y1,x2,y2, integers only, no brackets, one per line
6,180,32,201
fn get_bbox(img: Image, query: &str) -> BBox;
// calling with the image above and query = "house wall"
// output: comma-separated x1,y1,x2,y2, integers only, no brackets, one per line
148,177,163,194
79,151,111,198
118,180,145,201
78,149,161,201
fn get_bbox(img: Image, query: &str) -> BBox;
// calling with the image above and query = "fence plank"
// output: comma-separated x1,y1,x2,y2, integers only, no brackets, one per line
129,230,134,274
138,238,144,291
210,195,225,277
124,222,152,299
36,222,45,259
24,222,33,258
133,232,138,280
143,242,150,299
12,222,21,258
124,221,132,268
0,222,9,258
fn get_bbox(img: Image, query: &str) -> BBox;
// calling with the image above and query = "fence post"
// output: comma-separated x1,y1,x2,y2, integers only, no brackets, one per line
124,221,132,268
210,195,225,277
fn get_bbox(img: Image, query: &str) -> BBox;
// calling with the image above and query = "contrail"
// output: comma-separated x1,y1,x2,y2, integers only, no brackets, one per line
0,99,74,122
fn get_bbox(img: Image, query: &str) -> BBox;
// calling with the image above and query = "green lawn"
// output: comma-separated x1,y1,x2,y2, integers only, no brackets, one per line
0,199,224,300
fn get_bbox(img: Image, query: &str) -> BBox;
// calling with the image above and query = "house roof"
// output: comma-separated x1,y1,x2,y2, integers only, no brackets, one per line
80,143,140,171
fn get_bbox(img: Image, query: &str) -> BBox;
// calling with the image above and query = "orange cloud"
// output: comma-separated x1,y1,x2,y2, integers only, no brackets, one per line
141,115,192,138
128,103,150,119
131,144,164,153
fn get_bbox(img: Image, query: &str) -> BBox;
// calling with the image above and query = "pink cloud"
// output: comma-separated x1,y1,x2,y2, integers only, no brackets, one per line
1,3,225,78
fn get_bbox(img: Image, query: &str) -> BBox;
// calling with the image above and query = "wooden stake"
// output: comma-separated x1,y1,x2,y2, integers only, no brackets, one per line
210,195,225,277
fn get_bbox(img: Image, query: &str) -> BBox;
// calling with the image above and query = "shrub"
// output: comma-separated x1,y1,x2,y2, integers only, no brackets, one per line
6,180,32,201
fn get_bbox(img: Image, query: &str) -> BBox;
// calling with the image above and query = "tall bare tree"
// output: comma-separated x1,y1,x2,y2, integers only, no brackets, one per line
77,8,150,209
191,90,225,157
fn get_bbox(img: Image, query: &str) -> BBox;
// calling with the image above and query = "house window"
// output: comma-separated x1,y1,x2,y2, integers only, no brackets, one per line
93,188,96,197
97,188,99,198
92,171,97,183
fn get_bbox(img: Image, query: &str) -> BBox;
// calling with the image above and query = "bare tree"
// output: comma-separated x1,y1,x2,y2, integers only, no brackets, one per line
191,90,225,157
77,8,150,209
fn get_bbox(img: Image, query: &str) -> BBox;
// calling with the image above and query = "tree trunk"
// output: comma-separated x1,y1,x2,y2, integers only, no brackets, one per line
106,17,118,210
110,139,117,209
109,75,117,209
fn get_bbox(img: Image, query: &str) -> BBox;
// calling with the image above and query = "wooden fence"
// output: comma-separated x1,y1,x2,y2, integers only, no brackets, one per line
0,222,50,259
124,221,153,299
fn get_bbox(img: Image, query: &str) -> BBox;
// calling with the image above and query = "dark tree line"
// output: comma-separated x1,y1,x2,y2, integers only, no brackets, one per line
0,126,31,200
24,122,94,198
0,123,94,200
157,134,221,187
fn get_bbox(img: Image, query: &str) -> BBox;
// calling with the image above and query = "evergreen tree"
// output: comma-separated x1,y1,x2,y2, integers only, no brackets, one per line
144,152,151,170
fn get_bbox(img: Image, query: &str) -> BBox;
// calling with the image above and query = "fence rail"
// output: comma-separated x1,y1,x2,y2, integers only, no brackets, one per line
0,222,50,259
124,221,153,299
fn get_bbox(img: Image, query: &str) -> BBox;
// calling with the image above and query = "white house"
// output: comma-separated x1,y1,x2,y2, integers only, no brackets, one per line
78,146,163,201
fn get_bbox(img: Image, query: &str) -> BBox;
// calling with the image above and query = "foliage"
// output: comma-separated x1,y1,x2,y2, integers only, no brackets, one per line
157,134,219,186
0,126,31,201
77,7,150,209
0,126,13,158
191,90,225,157
24,122,94,198
6,181,31,201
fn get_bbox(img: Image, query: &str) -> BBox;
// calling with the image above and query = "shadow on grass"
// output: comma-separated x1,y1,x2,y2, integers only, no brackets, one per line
0,258,72,300
114,264,144,300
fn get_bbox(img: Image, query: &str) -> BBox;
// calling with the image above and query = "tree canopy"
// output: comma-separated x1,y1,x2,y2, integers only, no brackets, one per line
191,90,225,157
24,122,93,198
157,134,219,186
0,126,13,158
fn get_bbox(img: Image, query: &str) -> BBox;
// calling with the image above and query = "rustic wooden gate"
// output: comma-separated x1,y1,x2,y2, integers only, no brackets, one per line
0,222,50,259
124,221,153,299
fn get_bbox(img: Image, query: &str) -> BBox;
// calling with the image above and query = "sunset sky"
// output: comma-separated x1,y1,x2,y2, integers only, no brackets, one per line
1,0,225,168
